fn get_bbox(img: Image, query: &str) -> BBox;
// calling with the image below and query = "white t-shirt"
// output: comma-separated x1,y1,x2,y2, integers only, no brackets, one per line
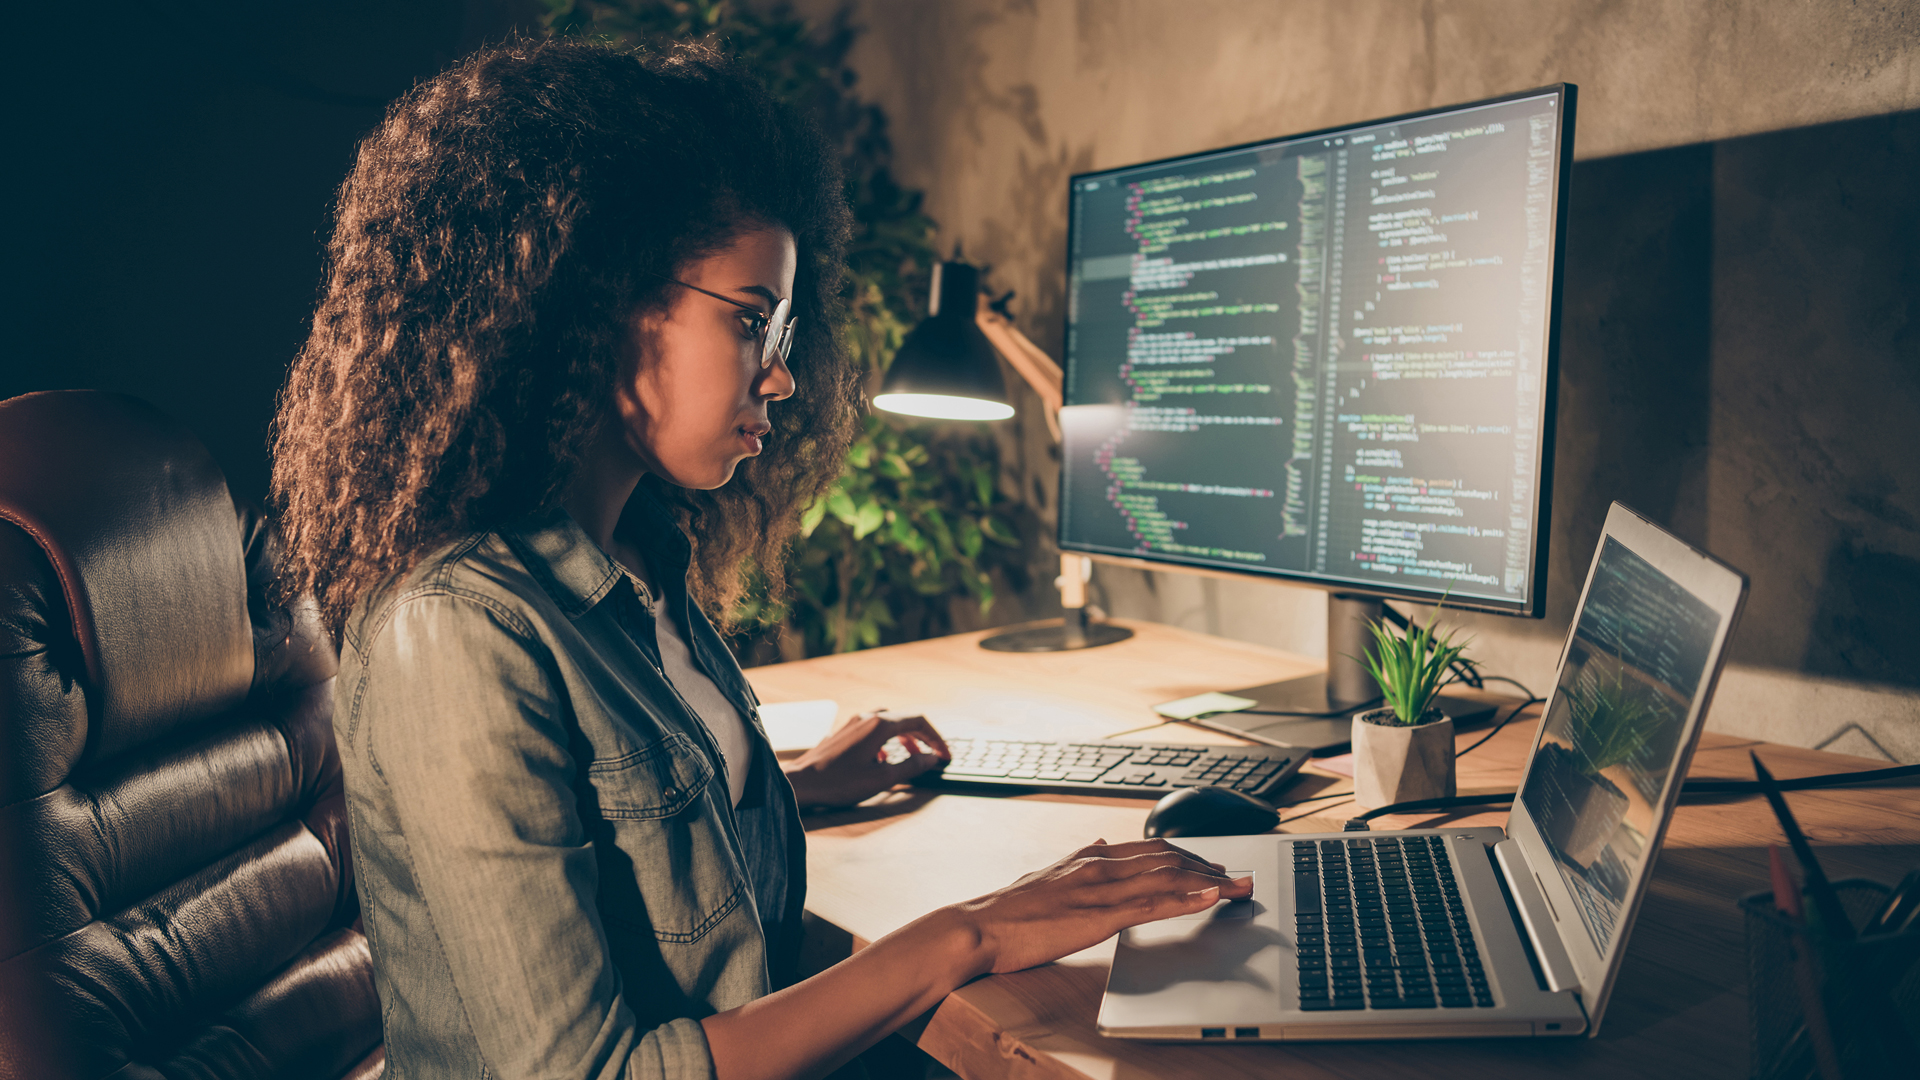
632,577,752,808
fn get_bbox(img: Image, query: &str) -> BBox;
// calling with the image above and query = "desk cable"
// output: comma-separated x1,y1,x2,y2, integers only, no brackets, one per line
1335,760,1920,829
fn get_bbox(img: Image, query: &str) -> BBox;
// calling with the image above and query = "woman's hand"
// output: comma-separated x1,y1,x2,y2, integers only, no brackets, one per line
781,709,949,808
947,838,1255,976
702,836,1253,1079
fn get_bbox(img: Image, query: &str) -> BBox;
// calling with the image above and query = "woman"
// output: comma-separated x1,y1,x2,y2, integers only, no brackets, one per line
272,38,1249,1080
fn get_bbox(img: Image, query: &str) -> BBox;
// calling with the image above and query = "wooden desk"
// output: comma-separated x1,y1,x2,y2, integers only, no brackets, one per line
748,619,1919,1080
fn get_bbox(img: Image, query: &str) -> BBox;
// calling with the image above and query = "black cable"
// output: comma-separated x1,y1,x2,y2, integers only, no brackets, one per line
1280,798,1355,827
1343,761,1920,825
1352,793,1514,822
1454,694,1544,758
1679,762,1920,793
1473,674,1537,696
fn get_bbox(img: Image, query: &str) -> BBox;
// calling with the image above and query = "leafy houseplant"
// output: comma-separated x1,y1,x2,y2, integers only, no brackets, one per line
1350,608,1472,808
1361,610,1473,727
543,1,1025,659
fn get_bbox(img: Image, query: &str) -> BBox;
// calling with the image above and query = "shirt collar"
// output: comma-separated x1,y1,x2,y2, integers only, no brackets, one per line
507,484,694,621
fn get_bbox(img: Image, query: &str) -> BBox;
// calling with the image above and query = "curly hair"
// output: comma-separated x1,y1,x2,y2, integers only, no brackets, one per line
272,37,857,637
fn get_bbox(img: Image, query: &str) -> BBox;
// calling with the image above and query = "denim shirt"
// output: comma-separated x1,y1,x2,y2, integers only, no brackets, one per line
334,489,805,1079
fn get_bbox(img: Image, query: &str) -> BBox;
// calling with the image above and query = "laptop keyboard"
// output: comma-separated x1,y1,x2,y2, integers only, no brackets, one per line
1293,836,1494,1010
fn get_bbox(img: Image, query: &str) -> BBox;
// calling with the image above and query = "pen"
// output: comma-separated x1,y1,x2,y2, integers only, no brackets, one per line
1768,844,1802,919
1751,752,1853,941
1861,869,1920,937
1771,845,1841,1079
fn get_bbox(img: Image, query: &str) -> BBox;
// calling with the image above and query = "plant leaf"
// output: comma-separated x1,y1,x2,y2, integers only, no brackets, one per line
826,490,857,526
799,496,828,538
979,514,1019,546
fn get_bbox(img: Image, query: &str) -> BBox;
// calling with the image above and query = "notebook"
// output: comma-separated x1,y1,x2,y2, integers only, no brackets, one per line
1097,502,1749,1041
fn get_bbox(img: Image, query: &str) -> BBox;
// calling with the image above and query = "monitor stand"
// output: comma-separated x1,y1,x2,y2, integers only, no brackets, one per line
1187,595,1496,755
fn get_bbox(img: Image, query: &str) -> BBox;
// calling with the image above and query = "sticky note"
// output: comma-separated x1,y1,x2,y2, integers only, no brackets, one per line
1152,691,1258,720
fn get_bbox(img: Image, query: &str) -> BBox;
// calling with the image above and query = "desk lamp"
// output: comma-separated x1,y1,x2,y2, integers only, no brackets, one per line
873,260,1131,652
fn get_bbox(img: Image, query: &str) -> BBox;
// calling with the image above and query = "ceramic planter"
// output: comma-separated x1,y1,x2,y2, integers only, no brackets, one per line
1352,708,1456,808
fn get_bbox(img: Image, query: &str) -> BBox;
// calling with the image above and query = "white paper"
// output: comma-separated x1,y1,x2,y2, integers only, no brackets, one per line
757,699,839,753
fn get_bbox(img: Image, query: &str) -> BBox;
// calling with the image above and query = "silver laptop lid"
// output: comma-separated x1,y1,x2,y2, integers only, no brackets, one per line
1504,502,1748,1031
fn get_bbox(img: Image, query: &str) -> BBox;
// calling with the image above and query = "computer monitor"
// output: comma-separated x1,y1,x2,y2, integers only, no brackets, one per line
1057,85,1576,746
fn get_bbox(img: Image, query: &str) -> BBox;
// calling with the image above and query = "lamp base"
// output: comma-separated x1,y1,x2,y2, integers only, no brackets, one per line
979,613,1133,652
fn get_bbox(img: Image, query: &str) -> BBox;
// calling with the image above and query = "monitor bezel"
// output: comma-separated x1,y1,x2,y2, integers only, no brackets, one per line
1056,83,1578,618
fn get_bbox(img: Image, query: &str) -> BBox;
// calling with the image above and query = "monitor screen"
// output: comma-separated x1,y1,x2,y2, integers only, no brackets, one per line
1516,535,1724,953
1058,86,1573,615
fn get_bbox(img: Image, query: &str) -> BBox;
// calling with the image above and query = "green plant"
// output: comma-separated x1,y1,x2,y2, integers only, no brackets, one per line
1566,668,1663,774
1358,608,1473,726
543,0,1024,657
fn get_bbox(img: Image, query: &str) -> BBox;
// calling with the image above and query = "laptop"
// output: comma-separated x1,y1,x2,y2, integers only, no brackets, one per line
1097,502,1749,1041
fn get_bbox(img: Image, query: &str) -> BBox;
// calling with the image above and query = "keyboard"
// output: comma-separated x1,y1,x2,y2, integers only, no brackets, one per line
918,738,1303,800
1293,835,1494,1011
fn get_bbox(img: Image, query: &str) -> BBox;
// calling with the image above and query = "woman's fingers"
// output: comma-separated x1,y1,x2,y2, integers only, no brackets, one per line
959,843,1258,976
867,712,951,760
1076,843,1234,885
1076,861,1251,906
1094,837,1227,869
875,734,948,782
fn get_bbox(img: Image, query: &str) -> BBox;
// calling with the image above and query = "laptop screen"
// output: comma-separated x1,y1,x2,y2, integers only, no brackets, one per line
1516,536,1725,954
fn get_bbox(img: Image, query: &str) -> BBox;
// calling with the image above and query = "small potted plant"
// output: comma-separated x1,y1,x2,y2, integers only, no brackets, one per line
1350,607,1472,808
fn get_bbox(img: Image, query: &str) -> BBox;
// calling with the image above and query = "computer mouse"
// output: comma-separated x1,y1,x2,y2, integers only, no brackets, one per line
1143,785,1281,839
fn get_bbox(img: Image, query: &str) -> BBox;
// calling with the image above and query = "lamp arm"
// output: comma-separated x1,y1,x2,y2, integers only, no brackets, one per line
974,296,1063,442
972,295,1100,621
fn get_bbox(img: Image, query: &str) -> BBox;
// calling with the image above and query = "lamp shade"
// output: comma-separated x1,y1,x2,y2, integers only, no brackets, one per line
873,261,1014,421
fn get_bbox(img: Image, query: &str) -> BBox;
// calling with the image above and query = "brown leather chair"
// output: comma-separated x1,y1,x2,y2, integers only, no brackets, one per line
0,391,382,1079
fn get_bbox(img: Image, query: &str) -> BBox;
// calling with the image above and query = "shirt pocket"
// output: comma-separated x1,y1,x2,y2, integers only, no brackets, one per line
588,729,715,820
584,731,748,945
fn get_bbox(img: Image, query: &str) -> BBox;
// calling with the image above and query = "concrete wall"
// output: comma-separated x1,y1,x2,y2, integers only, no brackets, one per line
790,0,1920,761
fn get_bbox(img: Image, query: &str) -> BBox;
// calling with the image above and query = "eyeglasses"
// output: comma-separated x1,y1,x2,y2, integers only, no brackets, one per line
648,273,796,369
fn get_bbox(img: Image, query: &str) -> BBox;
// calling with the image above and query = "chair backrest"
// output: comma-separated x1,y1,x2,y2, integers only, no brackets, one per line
0,391,382,1080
